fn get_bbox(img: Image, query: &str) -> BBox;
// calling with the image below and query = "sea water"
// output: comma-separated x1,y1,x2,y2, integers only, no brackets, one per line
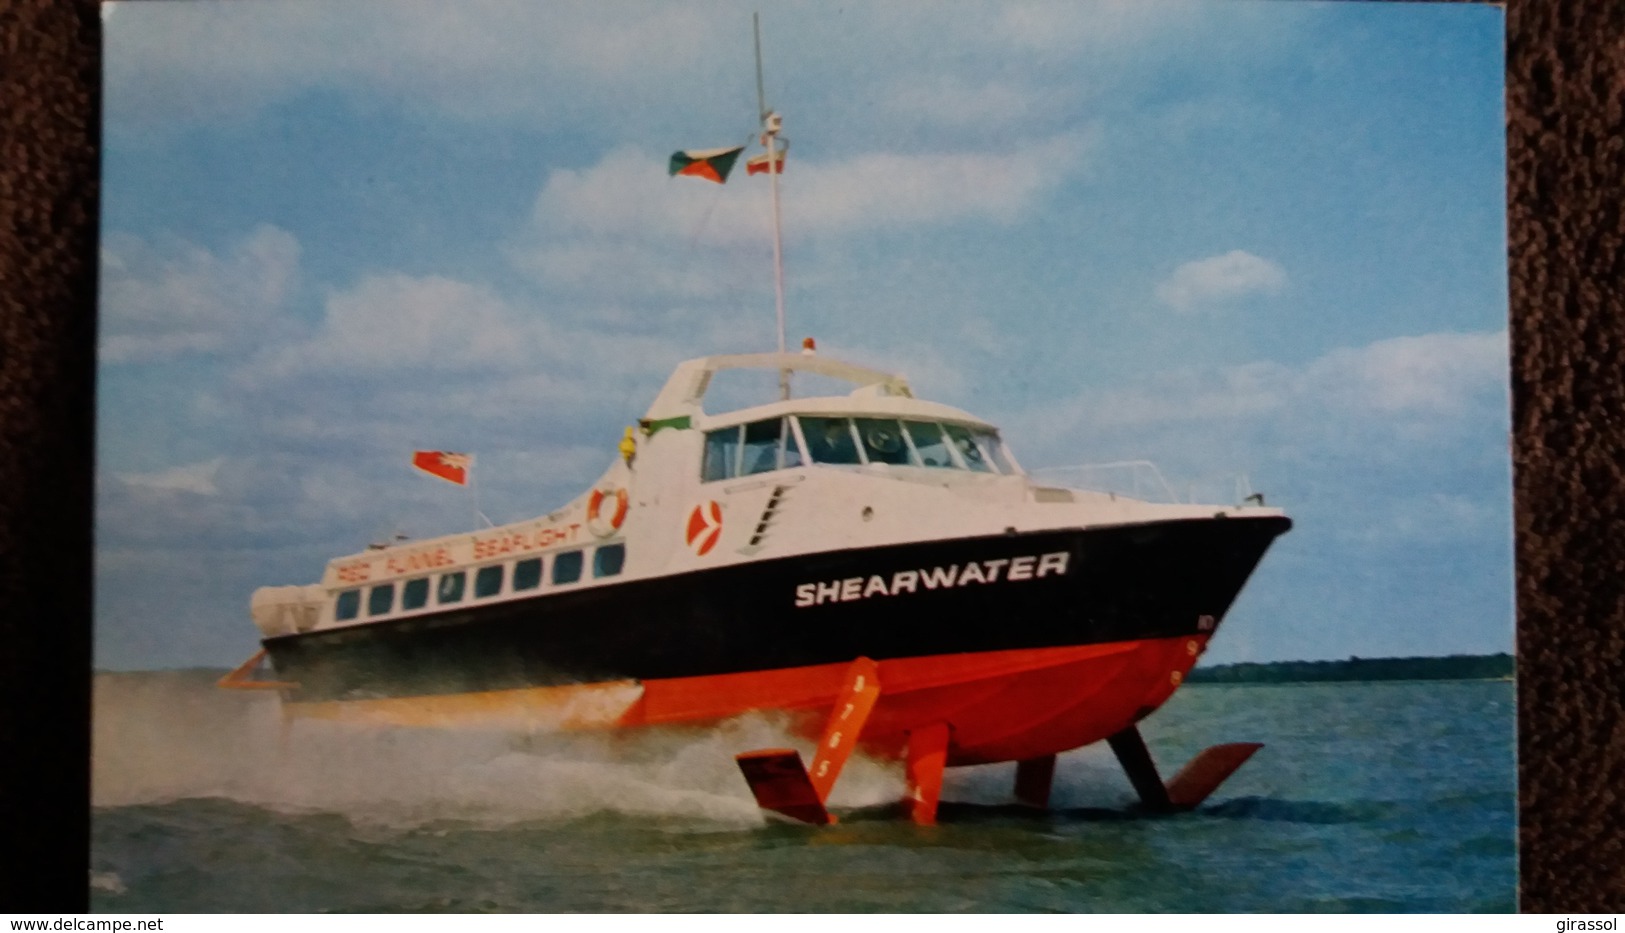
90,672,1516,913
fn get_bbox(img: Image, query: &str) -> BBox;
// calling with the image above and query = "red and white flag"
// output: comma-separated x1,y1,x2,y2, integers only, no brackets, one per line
412,450,473,486
745,149,787,176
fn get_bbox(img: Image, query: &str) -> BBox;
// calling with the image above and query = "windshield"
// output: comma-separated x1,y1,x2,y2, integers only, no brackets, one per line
702,417,804,481
799,416,862,465
794,416,1015,473
904,420,954,468
855,417,910,465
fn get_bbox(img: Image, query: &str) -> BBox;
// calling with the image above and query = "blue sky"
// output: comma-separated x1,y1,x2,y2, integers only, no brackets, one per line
96,0,1510,670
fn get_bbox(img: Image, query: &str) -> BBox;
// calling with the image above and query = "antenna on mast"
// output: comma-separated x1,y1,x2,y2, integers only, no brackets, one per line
754,12,790,400
754,13,769,124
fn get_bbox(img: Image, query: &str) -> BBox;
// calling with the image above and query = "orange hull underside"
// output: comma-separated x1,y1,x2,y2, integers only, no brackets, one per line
286,635,1210,765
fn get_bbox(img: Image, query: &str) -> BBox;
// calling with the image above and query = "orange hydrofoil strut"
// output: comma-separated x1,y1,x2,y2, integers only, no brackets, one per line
735,656,881,825
732,649,1264,826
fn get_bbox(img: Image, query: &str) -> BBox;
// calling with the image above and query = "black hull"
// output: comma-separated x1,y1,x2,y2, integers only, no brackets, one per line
265,516,1291,702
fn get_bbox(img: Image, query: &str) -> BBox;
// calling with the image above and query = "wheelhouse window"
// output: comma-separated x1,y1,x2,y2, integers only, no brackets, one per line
553,550,583,584
943,424,994,473
593,543,626,578
742,417,802,475
904,420,954,468
437,571,466,605
970,427,1014,474
703,417,802,481
701,426,741,482
367,583,395,617
474,565,504,599
335,589,361,621
790,416,1015,474
513,557,543,592
401,577,430,611
855,417,911,466
799,416,862,465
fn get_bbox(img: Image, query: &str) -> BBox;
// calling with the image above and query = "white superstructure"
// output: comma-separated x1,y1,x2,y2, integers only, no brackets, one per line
251,351,1283,640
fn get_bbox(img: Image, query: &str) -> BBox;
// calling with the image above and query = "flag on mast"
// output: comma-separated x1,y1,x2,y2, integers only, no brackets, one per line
746,143,787,176
412,450,473,486
669,146,746,183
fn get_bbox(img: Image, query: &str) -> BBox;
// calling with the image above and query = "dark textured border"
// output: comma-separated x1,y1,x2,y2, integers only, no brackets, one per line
1508,0,1625,912
0,0,98,914
1,0,1619,913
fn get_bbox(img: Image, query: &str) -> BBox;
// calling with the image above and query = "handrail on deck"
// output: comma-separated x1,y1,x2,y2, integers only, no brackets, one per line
1031,461,1257,506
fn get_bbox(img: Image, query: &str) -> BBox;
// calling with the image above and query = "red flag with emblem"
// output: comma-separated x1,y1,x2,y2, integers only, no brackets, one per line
412,450,473,486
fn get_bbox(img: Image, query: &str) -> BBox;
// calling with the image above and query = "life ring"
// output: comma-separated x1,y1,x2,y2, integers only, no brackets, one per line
586,487,629,537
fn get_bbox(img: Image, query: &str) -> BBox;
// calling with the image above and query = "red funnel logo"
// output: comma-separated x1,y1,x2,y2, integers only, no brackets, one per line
686,500,723,556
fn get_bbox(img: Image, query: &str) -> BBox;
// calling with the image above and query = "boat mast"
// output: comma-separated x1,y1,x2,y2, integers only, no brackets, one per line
755,13,790,400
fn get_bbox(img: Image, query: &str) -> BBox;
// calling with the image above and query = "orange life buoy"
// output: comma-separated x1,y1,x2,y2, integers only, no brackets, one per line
587,487,629,537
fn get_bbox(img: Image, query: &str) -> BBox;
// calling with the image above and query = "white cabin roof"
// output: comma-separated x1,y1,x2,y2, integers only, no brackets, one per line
642,352,915,423
689,393,994,432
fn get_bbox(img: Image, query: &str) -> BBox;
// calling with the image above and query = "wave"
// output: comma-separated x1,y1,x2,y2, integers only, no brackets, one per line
92,671,906,828
1200,796,1400,824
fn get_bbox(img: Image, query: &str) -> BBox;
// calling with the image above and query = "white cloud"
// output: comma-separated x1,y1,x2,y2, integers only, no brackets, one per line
1064,361,1291,431
879,77,1048,131
792,133,1095,231
103,0,730,128
292,274,529,374
514,133,1095,299
1154,249,1286,313
981,0,1297,59
98,453,409,555
249,271,751,383
99,226,300,363
103,1,1284,136
115,458,225,497
990,0,1186,53
534,135,1093,240
1302,331,1509,416
1015,329,1508,467
226,267,768,475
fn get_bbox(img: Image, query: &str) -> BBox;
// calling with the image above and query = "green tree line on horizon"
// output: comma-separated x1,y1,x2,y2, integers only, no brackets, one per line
1188,652,1515,684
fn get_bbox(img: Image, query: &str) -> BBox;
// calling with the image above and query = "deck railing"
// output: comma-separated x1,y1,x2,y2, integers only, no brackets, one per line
1030,461,1258,506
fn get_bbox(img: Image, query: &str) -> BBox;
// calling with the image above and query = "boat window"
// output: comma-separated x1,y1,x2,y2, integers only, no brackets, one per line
593,543,626,578
855,417,912,466
903,421,955,468
943,424,995,473
799,416,862,465
741,417,801,475
513,557,543,591
401,577,430,611
970,427,1015,474
437,571,466,605
335,589,361,621
702,425,742,482
367,583,395,617
553,550,583,584
474,565,504,599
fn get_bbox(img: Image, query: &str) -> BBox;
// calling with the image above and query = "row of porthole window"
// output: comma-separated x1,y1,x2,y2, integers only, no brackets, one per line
333,543,626,622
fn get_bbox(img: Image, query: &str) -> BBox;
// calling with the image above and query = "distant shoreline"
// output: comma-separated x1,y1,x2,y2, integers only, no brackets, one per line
99,653,1518,685
1187,652,1515,684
